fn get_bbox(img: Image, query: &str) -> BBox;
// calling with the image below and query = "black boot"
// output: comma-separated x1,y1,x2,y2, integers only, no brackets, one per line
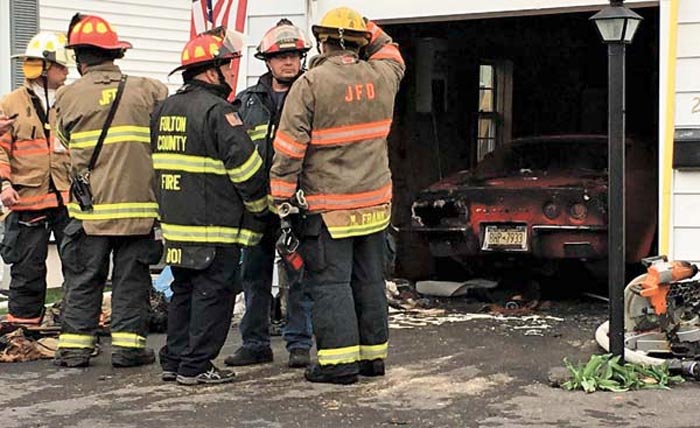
54,348,92,368
288,348,310,368
224,346,273,366
304,363,358,385
112,347,156,368
359,359,385,377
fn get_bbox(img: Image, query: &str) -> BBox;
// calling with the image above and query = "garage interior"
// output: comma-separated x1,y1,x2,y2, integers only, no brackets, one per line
384,6,660,279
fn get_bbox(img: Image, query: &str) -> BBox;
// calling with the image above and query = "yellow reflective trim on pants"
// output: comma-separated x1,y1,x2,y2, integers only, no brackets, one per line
111,332,147,349
247,124,268,141
153,153,227,175
360,342,388,361
161,223,263,246
317,345,360,366
58,333,95,349
244,195,268,213
268,195,278,214
70,126,150,149
227,149,263,183
68,202,159,221
326,216,391,239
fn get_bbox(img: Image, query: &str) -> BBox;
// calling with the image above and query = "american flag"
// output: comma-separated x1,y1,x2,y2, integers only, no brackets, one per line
191,0,248,94
190,0,248,39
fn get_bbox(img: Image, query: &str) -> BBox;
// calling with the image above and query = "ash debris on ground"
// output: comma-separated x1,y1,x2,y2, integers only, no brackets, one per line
384,276,604,339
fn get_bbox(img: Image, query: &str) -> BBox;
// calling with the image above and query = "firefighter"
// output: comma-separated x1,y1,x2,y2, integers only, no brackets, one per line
53,14,168,368
270,7,405,384
153,29,268,385
0,32,73,326
225,19,313,370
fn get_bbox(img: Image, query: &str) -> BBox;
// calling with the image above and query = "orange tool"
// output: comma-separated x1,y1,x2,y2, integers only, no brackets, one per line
639,256,698,314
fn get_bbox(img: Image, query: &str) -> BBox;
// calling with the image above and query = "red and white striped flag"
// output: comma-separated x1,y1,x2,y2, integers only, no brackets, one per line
190,0,212,39
190,0,248,39
212,0,248,32
190,0,248,94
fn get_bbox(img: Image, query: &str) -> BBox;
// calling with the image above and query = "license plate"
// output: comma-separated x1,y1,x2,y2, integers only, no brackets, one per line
482,225,528,251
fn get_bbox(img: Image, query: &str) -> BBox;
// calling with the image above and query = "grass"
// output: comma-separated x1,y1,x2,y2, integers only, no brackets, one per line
0,286,111,317
45,288,64,305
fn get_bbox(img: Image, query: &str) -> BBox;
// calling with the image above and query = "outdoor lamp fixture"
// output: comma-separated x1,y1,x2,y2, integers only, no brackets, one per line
590,3,643,44
590,1,642,361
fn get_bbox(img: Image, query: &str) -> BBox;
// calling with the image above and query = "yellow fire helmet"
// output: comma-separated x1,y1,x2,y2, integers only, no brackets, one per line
312,6,372,48
11,31,74,79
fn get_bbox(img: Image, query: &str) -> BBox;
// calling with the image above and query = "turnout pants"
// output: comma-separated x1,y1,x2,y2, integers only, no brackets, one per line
1,207,69,322
298,217,388,375
240,215,312,352
58,220,161,353
160,246,240,377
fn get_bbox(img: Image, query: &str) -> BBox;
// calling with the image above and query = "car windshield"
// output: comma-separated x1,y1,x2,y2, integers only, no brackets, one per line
474,138,608,178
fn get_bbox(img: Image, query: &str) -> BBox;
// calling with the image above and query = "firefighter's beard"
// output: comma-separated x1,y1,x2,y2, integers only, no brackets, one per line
215,67,233,93
272,70,303,87
273,76,294,87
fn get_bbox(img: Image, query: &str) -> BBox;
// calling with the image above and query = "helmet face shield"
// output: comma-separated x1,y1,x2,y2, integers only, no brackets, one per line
216,30,244,59
170,28,245,75
256,25,311,59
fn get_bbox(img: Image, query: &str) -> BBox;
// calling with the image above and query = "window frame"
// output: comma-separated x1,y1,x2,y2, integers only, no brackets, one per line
476,59,513,163
10,0,39,90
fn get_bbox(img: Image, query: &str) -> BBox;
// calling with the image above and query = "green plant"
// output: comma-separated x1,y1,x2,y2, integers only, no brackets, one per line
45,288,64,305
561,353,685,393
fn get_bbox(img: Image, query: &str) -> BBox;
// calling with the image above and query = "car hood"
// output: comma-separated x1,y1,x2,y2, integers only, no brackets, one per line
422,169,606,193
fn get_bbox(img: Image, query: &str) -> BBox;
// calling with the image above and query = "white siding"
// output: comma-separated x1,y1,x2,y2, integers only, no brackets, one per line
39,0,191,92
674,228,700,261
679,0,700,21
241,0,308,89
674,194,700,226
671,0,700,263
312,0,656,23
676,58,700,92
676,23,700,56
676,93,700,127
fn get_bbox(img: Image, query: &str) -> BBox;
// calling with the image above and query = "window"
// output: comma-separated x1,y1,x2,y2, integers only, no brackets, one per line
476,60,513,162
477,64,497,161
10,0,39,89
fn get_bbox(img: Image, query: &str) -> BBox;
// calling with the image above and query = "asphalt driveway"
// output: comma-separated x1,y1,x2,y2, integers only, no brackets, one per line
1,299,697,428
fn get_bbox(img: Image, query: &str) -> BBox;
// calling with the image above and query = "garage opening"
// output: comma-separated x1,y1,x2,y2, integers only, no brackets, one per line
385,7,660,280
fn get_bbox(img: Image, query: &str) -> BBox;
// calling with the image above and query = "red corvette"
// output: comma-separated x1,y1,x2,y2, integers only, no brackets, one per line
410,135,656,268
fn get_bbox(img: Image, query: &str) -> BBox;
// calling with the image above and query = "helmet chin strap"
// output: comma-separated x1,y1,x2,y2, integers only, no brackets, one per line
42,75,50,111
273,75,294,86
214,64,232,93
41,61,50,113
74,52,85,76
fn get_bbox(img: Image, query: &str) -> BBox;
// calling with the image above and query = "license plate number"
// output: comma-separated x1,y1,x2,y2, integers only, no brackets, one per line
482,225,528,251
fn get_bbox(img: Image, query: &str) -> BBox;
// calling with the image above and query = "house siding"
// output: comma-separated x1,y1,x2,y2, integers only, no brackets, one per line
671,0,700,263
39,0,191,92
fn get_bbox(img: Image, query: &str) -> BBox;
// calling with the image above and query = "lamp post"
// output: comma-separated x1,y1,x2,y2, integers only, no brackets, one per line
590,1,642,359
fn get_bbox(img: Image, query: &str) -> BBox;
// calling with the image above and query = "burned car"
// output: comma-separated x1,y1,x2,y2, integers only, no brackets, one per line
410,135,656,270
